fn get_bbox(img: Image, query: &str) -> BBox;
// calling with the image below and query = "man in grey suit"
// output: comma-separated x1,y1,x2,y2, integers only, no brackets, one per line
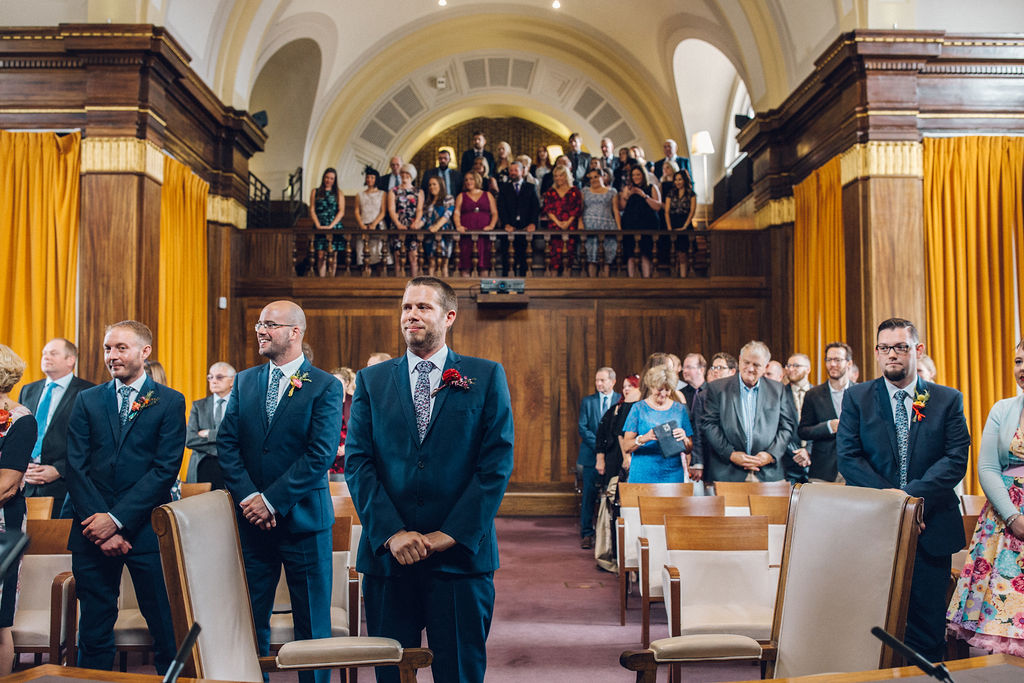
185,361,235,488
19,338,94,516
700,341,797,484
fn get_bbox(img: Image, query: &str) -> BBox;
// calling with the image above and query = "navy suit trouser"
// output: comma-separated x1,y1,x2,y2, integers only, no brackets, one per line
578,463,599,539
905,547,952,663
239,521,333,683
363,568,494,683
72,549,176,673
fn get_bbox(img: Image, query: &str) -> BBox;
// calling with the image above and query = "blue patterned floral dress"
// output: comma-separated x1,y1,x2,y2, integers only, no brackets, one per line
947,428,1024,655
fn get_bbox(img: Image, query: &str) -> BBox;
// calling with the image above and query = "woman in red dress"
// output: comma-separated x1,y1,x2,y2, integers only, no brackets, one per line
542,165,583,275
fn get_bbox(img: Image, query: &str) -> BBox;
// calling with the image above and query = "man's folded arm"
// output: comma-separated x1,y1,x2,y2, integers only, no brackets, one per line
836,391,894,489
65,396,111,520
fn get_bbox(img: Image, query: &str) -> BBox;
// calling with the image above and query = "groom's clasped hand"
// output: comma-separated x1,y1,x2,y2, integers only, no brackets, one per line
388,529,456,565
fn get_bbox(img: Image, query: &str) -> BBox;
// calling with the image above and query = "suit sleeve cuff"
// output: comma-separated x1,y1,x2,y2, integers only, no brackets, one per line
108,512,123,529
240,492,277,516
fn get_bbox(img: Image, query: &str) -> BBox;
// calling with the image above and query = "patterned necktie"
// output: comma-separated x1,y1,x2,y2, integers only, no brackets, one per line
413,360,434,441
266,368,284,422
893,389,910,487
118,385,133,426
30,382,56,461
214,397,226,427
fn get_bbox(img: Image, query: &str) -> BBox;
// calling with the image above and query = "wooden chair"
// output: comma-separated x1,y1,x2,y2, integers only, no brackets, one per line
636,495,723,647
960,494,985,516
332,495,362,557
12,519,75,667
25,497,54,520
114,568,153,671
329,480,349,497
615,483,693,626
713,480,791,508
152,490,431,682
622,485,922,681
179,482,212,498
749,494,791,568
661,515,775,683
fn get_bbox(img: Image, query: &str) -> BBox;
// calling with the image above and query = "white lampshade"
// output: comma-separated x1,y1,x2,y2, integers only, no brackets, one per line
690,130,715,156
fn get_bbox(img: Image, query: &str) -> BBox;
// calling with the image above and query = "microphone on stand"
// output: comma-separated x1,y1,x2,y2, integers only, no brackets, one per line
870,626,955,683
162,622,202,683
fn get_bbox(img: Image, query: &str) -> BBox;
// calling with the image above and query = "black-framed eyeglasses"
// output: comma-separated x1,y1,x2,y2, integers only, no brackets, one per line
710,365,730,371
254,321,290,332
875,343,911,355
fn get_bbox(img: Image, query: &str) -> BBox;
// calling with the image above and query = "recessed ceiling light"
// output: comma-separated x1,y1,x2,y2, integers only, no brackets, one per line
438,0,447,6
552,0,561,7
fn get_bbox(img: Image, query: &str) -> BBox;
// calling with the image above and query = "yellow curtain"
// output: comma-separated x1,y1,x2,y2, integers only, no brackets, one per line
0,131,80,395
792,156,846,384
158,155,209,477
924,136,1024,495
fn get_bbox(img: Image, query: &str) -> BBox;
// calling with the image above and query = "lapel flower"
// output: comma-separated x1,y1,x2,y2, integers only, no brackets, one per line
431,368,475,397
0,409,11,436
911,389,930,422
288,371,311,397
128,391,159,421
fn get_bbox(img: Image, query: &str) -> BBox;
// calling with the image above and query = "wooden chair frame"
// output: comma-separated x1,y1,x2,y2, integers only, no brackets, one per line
14,519,75,668
615,483,693,627
747,495,790,525
152,490,431,682
622,485,923,682
712,480,791,507
25,497,54,521
179,482,212,498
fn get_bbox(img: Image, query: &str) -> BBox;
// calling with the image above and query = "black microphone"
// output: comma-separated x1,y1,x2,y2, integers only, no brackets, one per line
162,622,202,683
870,626,954,683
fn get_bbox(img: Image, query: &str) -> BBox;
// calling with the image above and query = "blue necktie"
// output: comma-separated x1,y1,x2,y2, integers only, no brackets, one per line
894,390,910,487
30,382,56,462
600,395,608,414
266,368,284,422
118,385,133,426
414,361,434,441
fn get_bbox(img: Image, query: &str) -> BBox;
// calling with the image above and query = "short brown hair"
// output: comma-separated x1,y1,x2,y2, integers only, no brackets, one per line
877,318,919,343
50,337,78,358
0,344,27,394
407,276,458,314
106,320,153,346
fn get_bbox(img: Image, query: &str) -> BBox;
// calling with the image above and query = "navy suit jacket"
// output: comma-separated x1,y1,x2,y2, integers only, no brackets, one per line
578,392,621,467
837,378,970,556
421,166,464,196
797,381,841,481
20,375,94,501
496,180,541,229
217,359,344,534
65,378,185,555
699,375,796,483
345,350,515,577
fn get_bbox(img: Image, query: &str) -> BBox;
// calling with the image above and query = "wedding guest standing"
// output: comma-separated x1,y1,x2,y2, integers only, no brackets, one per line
622,366,692,483
310,168,344,277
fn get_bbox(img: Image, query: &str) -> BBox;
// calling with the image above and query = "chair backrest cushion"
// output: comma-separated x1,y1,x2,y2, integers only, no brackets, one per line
773,485,915,678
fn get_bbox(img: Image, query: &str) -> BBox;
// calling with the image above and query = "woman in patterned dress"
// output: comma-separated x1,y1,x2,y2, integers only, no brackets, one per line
420,176,455,277
309,168,344,277
0,344,37,673
948,339,1024,655
541,165,582,276
665,169,697,278
387,163,424,278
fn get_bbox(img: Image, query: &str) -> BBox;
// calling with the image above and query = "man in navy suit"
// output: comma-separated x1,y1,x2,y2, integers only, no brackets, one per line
345,277,514,683
20,337,94,516
459,130,496,176
420,148,463,197
65,321,184,673
838,318,970,662
217,300,343,683
577,366,619,549
652,138,692,180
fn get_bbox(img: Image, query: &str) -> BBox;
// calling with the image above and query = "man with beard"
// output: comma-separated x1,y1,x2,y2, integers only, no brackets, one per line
345,277,514,683
796,342,853,483
838,318,970,663
65,321,184,673
217,300,344,683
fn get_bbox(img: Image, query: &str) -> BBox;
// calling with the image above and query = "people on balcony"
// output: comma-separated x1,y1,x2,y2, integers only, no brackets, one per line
453,171,497,277
310,167,344,277
387,163,423,278
353,166,387,277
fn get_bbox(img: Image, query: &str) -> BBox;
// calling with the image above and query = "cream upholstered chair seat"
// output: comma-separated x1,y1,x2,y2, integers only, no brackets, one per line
622,485,923,682
152,490,431,682
12,519,76,666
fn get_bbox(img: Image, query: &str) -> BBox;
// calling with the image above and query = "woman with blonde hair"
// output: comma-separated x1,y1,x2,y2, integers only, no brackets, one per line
0,344,37,673
621,365,692,483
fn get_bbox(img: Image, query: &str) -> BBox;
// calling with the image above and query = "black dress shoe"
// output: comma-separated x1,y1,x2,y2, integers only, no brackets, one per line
580,535,594,550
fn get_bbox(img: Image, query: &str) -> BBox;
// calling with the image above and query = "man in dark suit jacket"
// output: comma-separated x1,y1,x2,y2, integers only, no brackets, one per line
688,352,736,483
217,301,344,683
19,337,94,516
184,361,235,488
65,321,184,673
420,149,463,197
597,136,619,177
496,161,541,276
459,130,496,176
797,342,854,482
652,138,692,179
576,367,620,549
838,318,970,662
700,341,797,484
566,132,591,187
346,277,514,683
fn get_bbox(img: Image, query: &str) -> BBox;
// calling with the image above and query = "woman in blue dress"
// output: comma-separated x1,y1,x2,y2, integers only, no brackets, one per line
622,365,692,483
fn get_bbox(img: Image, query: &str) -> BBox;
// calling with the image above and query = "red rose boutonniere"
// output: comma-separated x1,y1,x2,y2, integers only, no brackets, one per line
431,368,475,397
0,409,11,436
288,372,311,397
128,391,159,421
911,390,930,422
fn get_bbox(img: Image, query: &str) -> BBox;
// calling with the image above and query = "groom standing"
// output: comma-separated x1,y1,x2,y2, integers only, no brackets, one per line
346,277,515,683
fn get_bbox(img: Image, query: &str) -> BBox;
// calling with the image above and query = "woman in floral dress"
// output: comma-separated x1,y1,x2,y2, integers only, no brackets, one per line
948,338,1024,655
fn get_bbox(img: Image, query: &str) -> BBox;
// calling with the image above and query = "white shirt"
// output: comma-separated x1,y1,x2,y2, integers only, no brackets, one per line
38,372,74,431
883,377,916,425
827,379,849,432
407,346,449,419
